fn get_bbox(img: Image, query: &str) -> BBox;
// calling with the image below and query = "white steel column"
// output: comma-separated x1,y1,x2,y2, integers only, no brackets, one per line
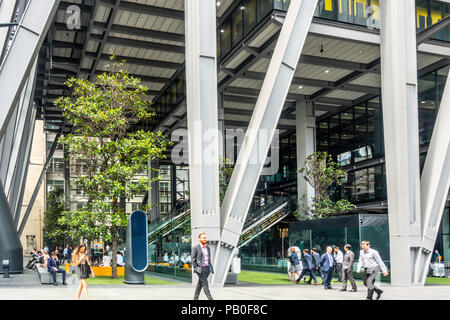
414,71,450,285
0,0,17,60
218,92,226,162
380,0,422,286
184,0,221,279
213,0,318,285
0,0,59,138
296,99,316,210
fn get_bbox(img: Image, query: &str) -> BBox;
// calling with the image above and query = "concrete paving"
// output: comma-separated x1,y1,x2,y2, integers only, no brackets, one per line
1,267,449,300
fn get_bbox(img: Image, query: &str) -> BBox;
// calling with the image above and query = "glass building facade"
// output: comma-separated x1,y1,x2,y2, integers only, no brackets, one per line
145,0,449,134
288,214,391,281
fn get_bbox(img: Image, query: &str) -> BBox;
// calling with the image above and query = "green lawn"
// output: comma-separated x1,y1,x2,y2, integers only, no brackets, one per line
238,270,450,285
425,277,450,285
86,275,176,285
237,270,349,285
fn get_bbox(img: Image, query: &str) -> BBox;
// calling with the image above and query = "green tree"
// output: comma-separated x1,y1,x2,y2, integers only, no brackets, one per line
44,186,68,245
296,151,355,220
219,157,234,205
54,57,171,278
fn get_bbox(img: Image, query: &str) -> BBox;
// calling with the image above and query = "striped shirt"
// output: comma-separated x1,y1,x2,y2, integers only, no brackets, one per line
357,248,388,273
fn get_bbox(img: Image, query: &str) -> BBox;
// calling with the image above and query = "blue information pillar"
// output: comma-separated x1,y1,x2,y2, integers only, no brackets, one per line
124,210,148,284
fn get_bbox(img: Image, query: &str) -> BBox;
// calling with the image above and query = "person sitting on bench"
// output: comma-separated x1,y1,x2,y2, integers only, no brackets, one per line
26,249,40,269
48,251,67,286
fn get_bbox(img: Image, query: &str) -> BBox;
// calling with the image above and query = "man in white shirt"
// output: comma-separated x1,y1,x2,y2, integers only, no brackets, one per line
333,246,344,282
356,240,389,300
116,252,124,267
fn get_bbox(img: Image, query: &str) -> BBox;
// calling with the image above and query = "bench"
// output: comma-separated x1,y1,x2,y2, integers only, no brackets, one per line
36,265,65,284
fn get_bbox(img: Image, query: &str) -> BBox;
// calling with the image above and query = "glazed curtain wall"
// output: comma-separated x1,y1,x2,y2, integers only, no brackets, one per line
218,0,449,60
148,0,449,132
316,64,449,205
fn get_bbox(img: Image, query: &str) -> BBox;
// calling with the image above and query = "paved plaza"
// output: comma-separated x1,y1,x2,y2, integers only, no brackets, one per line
1,267,449,300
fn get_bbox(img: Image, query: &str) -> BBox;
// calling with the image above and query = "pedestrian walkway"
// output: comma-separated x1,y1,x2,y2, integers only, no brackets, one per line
1,268,449,300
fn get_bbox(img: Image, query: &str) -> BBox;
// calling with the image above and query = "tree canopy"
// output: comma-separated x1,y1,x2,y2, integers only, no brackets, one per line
53,57,171,277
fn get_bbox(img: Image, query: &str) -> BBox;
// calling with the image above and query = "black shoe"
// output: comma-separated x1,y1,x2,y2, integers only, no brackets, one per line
53,282,58,286
62,282,67,285
350,289,357,292
339,288,346,292
295,278,300,284
375,289,383,300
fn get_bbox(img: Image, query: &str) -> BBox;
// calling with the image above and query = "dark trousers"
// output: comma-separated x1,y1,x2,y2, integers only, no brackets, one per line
194,266,213,300
50,268,66,283
342,269,357,290
322,268,333,288
335,263,343,281
300,268,318,283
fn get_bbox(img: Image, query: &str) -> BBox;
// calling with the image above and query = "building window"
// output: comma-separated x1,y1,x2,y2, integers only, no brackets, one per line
47,180,64,193
132,202,142,212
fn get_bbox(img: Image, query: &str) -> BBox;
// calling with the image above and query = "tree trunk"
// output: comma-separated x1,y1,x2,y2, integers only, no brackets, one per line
111,231,118,279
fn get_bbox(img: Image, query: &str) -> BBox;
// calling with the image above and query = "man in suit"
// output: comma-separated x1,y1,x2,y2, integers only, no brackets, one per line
297,249,318,285
319,246,335,290
192,232,214,300
47,251,66,286
340,244,357,292
311,247,322,283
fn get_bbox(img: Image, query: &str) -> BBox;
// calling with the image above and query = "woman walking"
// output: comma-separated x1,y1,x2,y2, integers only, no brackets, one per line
73,244,95,300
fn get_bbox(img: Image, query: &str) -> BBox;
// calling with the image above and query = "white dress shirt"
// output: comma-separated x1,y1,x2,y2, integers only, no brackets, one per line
334,250,344,264
357,248,388,273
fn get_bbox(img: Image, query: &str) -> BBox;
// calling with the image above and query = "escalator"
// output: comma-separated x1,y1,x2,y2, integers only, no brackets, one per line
148,209,190,245
148,195,293,246
237,196,291,248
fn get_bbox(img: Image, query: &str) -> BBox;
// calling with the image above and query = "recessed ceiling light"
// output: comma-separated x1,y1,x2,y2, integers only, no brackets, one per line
421,101,426,104
241,6,245,10
298,86,303,89
324,69,330,74
217,1,221,6
220,29,224,33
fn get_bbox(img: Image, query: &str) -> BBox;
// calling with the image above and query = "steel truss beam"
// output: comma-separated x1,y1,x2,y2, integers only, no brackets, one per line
184,0,221,282
414,70,450,285
54,21,185,43
87,0,122,81
18,130,62,236
0,0,60,138
213,0,318,286
5,60,38,225
417,16,450,46
0,0,17,63
107,0,184,20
